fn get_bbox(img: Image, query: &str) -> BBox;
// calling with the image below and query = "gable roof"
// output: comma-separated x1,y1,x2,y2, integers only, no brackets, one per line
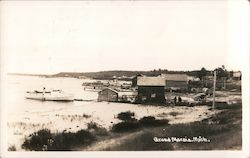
99,87,119,94
137,76,165,86
160,74,188,82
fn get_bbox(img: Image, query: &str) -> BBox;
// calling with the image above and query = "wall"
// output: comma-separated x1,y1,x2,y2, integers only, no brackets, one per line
98,89,118,102
165,80,188,88
137,86,166,104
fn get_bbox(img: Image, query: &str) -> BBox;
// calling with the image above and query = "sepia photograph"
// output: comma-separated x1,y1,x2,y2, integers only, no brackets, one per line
0,0,249,158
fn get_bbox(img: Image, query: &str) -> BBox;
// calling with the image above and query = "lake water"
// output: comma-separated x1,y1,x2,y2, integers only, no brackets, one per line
3,75,215,150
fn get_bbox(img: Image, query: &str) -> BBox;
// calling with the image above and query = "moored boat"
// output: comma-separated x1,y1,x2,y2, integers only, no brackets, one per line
25,89,74,101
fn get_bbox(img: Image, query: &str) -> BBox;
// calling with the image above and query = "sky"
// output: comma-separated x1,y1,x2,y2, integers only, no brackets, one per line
1,1,248,74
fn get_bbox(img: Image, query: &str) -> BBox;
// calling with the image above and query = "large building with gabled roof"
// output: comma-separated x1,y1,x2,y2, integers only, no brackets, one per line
137,76,166,104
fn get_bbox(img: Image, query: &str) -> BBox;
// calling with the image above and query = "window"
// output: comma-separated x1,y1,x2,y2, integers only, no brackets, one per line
151,93,156,98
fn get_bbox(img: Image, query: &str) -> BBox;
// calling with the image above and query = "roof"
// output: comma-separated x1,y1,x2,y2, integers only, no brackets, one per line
160,74,188,82
100,88,137,96
137,76,166,86
99,87,119,94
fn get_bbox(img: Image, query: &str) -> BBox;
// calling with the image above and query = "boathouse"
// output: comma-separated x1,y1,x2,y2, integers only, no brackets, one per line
98,88,137,103
137,76,166,104
98,88,119,102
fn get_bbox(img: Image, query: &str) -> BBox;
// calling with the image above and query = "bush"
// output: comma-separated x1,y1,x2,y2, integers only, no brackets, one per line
75,130,95,145
111,121,141,132
93,127,109,136
139,116,169,127
87,121,109,136
52,132,76,150
22,129,95,151
8,145,16,151
111,116,169,133
22,129,52,151
117,111,135,121
87,121,99,130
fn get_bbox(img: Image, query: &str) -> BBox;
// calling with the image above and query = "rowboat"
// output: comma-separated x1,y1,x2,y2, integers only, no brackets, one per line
25,89,74,101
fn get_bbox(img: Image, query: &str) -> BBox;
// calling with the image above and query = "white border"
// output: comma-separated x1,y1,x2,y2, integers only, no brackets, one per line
0,1,249,158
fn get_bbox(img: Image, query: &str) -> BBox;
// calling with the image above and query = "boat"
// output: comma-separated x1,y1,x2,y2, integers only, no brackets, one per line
25,89,74,101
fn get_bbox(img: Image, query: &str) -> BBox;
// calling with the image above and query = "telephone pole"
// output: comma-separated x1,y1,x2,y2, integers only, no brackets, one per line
212,70,217,110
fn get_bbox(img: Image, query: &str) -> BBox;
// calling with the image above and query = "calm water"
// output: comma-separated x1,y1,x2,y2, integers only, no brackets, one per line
4,75,98,115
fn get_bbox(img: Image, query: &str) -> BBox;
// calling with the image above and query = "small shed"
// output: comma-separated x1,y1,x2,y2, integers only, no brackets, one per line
137,76,166,104
233,71,241,80
97,88,119,102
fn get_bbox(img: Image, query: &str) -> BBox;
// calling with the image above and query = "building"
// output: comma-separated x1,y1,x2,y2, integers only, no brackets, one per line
160,74,189,91
132,74,143,87
233,71,241,80
98,88,137,103
98,88,119,102
137,76,166,104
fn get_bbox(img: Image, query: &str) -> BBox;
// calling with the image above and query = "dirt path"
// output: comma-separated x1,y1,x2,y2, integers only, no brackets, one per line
82,131,144,151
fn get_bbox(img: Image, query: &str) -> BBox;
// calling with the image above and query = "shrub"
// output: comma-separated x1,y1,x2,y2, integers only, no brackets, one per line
8,145,16,151
22,129,52,151
50,130,95,150
87,121,109,136
22,129,95,151
117,111,135,121
52,132,76,150
93,127,109,136
87,121,99,130
75,130,95,145
139,116,169,127
111,121,141,132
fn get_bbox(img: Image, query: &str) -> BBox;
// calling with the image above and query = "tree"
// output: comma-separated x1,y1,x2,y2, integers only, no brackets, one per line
215,67,229,79
215,65,229,89
197,67,207,80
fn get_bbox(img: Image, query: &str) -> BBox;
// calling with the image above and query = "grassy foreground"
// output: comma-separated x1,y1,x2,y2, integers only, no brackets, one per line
18,103,241,151
103,103,242,151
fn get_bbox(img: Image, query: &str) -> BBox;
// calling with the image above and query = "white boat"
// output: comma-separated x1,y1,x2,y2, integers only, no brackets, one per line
25,89,74,101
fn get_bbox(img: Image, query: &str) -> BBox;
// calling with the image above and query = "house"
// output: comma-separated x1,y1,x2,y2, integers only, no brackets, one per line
98,88,137,103
233,71,241,80
159,74,189,91
132,74,143,87
98,88,119,102
137,76,166,104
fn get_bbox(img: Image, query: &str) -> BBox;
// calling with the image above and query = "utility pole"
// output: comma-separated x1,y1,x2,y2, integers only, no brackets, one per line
212,70,217,110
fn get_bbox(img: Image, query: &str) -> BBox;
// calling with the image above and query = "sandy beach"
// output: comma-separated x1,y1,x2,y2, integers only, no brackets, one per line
7,100,218,150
